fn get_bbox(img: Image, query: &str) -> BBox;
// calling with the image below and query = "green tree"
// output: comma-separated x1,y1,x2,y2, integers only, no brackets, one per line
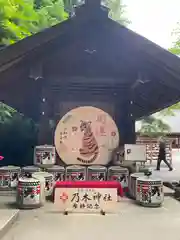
0,0,68,45
0,103,16,123
62,0,130,25
0,0,129,45
169,22,180,55
104,0,130,25
165,23,180,114
138,116,171,138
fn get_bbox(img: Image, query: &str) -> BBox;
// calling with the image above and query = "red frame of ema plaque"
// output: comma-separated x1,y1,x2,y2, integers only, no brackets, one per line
54,181,123,197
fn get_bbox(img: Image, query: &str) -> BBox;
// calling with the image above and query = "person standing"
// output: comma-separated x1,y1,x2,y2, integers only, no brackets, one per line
156,138,173,171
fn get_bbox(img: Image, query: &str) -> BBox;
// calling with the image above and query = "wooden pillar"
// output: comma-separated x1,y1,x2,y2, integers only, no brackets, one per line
37,87,53,145
115,88,136,145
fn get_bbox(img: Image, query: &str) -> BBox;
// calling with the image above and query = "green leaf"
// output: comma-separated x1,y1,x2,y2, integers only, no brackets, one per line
0,0,69,45
139,116,170,138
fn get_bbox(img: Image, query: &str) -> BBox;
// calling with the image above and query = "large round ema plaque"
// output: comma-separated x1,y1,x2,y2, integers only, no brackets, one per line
54,106,119,165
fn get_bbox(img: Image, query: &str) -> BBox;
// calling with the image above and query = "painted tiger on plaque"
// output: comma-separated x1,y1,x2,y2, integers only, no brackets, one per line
77,120,99,164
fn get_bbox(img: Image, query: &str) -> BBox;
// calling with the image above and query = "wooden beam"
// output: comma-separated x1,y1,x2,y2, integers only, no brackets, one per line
85,0,101,7
139,52,180,92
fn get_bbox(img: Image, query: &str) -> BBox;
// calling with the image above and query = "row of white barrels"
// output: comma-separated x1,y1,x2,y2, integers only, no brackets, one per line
0,165,129,189
0,165,164,208
14,165,129,209
16,171,163,209
128,173,164,207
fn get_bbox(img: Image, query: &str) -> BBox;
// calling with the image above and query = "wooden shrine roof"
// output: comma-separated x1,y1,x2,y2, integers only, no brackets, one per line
1,0,180,120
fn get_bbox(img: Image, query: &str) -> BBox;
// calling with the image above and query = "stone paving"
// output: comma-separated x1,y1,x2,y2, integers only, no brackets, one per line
0,209,19,238
149,149,180,182
1,193,180,240
1,150,180,240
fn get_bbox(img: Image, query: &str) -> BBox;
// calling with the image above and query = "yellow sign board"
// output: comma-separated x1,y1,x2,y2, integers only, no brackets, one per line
54,187,118,214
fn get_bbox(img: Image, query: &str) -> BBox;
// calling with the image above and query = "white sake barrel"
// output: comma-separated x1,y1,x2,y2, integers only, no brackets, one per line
108,166,129,188
66,165,86,181
0,166,21,189
21,166,40,177
32,174,46,205
87,165,107,181
129,173,144,199
34,145,56,167
32,172,53,197
136,176,164,207
16,177,41,209
46,165,65,182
